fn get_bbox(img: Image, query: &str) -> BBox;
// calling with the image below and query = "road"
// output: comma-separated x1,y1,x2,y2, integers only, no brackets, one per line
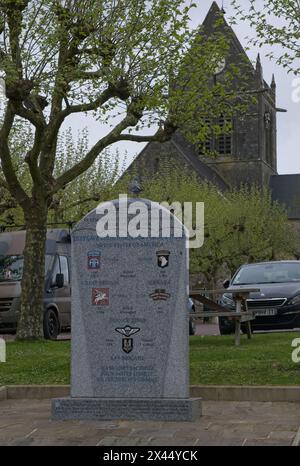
2,323,300,341
1,323,218,341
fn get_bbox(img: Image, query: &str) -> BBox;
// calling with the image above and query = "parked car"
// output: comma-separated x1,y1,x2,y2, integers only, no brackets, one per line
219,261,300,335
188,297,196,335
0,229,71,340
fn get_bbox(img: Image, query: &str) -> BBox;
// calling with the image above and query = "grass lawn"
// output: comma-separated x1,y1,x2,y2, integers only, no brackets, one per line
0,340,70,385
190,332,300,385
0,332,299,385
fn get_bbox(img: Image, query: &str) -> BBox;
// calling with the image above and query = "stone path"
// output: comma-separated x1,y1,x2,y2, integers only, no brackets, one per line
0,399,299,446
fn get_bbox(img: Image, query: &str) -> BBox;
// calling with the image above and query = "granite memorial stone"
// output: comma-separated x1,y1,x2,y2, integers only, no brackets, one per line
52,197,201,421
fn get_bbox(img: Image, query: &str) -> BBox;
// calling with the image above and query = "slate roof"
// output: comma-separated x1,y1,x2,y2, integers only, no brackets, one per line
202,2,272,92
123,131,229,193
270,175,300,219
171,133,229,192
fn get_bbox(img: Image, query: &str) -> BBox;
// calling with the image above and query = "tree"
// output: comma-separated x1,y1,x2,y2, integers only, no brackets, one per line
49,128,123,222
0,126,122,226
0,1,248,339
0,115,33,225
231,0,300,75
140,169,297,286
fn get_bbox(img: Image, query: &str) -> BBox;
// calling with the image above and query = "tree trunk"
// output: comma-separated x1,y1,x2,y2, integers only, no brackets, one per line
16,196,48,340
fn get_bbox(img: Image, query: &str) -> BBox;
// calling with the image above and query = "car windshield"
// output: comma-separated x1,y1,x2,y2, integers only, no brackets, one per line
0,254,53,282
0,255,24,281
232,263,300,285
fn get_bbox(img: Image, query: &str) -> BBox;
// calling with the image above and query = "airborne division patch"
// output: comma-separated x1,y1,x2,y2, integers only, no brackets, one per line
149,289,170,301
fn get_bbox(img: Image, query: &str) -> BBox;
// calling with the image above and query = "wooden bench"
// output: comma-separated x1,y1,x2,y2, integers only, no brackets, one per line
190,287,260,346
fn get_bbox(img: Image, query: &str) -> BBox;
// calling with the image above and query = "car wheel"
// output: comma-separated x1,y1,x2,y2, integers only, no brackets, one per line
43,309,60,340
219,316,235,335
189,319,196,336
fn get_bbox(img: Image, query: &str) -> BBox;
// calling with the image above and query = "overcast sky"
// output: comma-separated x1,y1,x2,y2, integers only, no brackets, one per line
66,0,300,175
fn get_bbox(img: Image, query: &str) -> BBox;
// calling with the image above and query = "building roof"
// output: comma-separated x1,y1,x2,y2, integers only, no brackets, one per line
123,131,229,193
171,133,229,192
270,174,300,219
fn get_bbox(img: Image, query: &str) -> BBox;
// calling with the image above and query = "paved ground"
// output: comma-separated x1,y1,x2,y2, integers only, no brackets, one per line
3,323,300,341
195,323,220,336
0,324,218,341
194,323,300,337
1,332,71,341
0,399,299,446
1,326,300,446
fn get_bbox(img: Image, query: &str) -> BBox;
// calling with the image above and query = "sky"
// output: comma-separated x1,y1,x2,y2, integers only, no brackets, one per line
65,0,300,175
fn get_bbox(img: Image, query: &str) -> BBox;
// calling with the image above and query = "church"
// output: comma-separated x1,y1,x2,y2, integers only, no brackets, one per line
123,2,300,240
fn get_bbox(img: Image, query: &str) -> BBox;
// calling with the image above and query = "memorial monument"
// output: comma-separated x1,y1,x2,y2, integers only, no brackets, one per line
52,196,201,421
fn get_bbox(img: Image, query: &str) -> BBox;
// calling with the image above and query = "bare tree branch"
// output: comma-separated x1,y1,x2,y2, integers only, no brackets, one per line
11,100,46,128
0,104,30,207
53,110,140,192
119,124,176,143
24,126,43,185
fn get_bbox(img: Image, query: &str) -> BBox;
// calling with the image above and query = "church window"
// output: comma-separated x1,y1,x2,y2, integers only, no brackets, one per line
198,116,232,156
217,116,232,155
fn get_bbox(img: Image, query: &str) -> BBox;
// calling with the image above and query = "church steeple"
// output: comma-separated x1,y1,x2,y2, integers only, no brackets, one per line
255,53,261,71
256,53,263,84
202,1,226,30
271,74,276,92
198,4,278,186
122,2,279,191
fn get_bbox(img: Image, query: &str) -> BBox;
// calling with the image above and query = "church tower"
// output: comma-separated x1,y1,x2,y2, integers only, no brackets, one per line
122,2,278,190
201,2,278,187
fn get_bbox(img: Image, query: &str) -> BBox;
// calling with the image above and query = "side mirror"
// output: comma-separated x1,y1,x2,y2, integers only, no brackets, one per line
55,273,64,288
223,279,230,289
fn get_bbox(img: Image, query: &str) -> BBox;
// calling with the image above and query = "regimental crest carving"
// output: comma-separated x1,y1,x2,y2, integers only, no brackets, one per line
156,250,170,268
149,289,170,301
122,338,133,353
92,288,109,305
115,326,140,354
87,250,101,270
115,326,141,337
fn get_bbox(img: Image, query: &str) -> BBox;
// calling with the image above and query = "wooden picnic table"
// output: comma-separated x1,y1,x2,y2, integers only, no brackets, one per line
190,287,260,346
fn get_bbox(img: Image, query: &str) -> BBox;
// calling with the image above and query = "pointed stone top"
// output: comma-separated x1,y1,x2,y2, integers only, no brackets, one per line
271,73,276,89
198,2,257,75
256,53,263,80
203,2,226,28
256,53,261,68
208,1,222,13
128,176,143,196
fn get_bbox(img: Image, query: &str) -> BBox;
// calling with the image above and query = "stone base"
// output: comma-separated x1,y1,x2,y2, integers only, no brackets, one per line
51,397,202,422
